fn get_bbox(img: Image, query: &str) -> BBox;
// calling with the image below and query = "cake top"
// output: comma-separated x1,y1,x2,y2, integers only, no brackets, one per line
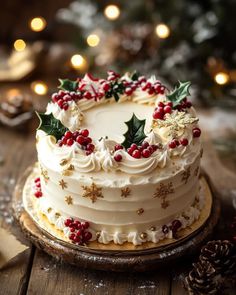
36,71,201,177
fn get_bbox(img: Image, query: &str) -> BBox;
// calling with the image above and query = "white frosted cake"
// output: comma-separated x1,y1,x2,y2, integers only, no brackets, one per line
32,71,204,246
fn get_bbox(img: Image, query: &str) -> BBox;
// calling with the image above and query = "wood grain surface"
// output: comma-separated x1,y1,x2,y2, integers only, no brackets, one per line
0,90,236,294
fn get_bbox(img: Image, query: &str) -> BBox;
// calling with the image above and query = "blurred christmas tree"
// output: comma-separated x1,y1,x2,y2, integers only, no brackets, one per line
56,0,236,107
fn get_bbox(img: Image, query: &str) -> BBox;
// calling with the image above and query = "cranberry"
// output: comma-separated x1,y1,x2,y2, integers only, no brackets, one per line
164,105,172,114
125,87,133,96
84,91,92,99
34,191,42,198
70,227,75,232
81,221,89,229
193,127,201,138
34,177,40,183
67,138,74,146
84,231,92,241
80,129,89,137
153,110,164,120
114,154,122,162
114,144,123,151
57,99,64,108
171,219,182,232
142,149,151,158
63,103,69,110
169,140,176,149
180,138,188,146
69,233,75,240
130,143,138,150
147,146,154,154
174,139,180,146
103,83,110,92
64,131,73,139
132,150,141,159
167,101,173,107
76,135,86,145
86,143,95,151
65,218,72,226
142,141,149,149
158,101,165,108
148,88,155,95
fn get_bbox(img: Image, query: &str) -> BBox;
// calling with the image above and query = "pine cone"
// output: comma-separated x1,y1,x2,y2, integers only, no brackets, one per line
199,240,236,275
185,260,220,295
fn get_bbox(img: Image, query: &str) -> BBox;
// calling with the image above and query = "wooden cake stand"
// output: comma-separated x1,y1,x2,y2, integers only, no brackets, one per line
12,165,220,272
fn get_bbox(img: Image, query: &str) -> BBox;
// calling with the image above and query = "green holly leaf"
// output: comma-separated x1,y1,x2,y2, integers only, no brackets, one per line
122,113,146,149
131,71,140,81
166,81,191,108
36,112,68,141
58,79,78,92
105,81,125,102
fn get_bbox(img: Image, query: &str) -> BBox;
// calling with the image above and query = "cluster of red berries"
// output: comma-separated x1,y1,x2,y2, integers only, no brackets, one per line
51,90,82,110
168,138,189,149
176,98,192,111
153,101,173,120
162,219,182,239
113,141,159,162
64,218,92,245
33,177,43,198
192,127,201,138
107,70,121,81
58,129,95,155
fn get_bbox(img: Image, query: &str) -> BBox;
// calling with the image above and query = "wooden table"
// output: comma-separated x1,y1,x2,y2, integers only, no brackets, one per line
0,88,236,294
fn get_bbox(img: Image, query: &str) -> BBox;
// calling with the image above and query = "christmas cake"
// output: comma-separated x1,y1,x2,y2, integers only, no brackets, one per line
25,71,205,246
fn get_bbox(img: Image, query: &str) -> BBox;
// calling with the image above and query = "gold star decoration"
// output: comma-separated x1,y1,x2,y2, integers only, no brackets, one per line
65,195,73,205
137,208,144,215
82,183,103,203
153,112,199,138
40,166,49,183
182,167,191,184
153,182,174,209
121,187,131,198
59,179,68,190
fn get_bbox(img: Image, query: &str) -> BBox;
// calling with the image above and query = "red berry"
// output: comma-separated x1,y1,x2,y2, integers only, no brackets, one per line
158,101,165,107
193,127,201,138
125,87,133,96
167,101,173,107
57,99,64,108
114,144,123,151
76,230,82,237
103,83,110,92
69,233,75,240
34,191,42,198
65,218,72,226
169,140,176,149
114,154,122,162
132,150,141,158
67,138,74,146
172,219,182,231
81,221,89,229
80,129,89,137
84,231,92,241
86,137,92,144
164,105,172,114
58,140,63,147
142,149,151,158
148,88,155,95
147,146,154,154
52,93,59,102
174,139,180,146
64,94,72,102
84,91,92,99
180,138,188,146
130,143,138,150
186,101,192,108
34,177,40,183
153,110,164,120
70,227,75,232
86,143,95,151
64,131,73,139
36,182,41,188
76,135,86,145
63,103,69,110
142,141,149,149
86,151,92,156
127,148,133,155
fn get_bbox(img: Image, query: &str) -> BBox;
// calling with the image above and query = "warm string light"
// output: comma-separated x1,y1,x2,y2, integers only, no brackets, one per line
31,81,48,95
70,54,86,69
14,39,26,51
87,34,100,47
104,5,120,20
30,17,47,32
155,23,170,39
214,72,229,85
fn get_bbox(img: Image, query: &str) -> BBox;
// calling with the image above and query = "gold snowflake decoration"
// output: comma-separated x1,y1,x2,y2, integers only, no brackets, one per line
62,164,75,176
137,208,144,215
121,187,131,198
153,112,199,138
65,195,73,205
82,183,103,203
59,179,67,190
182,167,191,184
153,182,174,209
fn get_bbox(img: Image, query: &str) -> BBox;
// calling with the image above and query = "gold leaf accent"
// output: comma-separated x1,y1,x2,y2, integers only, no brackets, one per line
68,164,75,171
65,195,73,205
60,158,68,166
59,179,67,190
137,208,144,215
40,166,49,183
55,212,61,218
47,208,52,213
82,183,103,203
121,187,131,198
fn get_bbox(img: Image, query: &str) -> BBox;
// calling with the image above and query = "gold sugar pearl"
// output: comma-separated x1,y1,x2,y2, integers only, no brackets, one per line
140,232,147,239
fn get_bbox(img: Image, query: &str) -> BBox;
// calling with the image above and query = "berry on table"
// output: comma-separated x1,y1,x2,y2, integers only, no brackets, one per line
192,127,201,138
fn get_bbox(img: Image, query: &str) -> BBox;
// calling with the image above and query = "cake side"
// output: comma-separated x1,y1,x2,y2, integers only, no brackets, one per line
33,71,203,246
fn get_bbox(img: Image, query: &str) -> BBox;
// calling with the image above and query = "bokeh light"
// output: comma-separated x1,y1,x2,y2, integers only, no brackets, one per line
31,81,48,95
14,39,26,51
155,24,170,39
214,72,229,85
87,34,100,47
104,5,120,20
70,54,86,69
30,17,47,32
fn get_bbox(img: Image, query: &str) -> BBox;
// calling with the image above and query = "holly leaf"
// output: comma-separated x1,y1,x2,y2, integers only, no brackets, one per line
131,71,140,81
105,81,125,102
122,113,146,149
58,79,78,91
36,112,68,141
166,81,191,108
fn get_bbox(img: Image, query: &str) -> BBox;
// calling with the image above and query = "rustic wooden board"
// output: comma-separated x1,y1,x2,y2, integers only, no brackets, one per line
13,167,220,272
